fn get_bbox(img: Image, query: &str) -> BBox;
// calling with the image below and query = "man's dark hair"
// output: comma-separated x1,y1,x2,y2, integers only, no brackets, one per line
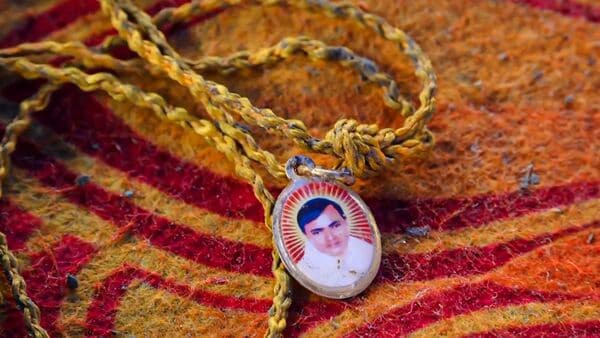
297,198,345,233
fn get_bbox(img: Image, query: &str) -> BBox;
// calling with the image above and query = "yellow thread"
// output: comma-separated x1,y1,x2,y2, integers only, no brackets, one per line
0,84,56,338
0,1,436,337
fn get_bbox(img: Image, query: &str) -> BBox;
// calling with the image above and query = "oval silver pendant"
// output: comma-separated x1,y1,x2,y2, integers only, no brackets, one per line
272,157,382,299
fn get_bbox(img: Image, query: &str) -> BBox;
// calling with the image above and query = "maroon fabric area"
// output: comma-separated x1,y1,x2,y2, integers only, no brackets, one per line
0,118,597,335
371,181,599,233
378,220,599,282
3,235,97,336
283,290,350,337
24,235,96,335
0,200,42,251
5,115,595,285
0,296,28,337
4,86,595,235
0,0,198,48
284,221,599,335
346,281,595,337
0,0,99,48
85,264,272,337
78,0,220,54
7,135,274,277
33,85,266,223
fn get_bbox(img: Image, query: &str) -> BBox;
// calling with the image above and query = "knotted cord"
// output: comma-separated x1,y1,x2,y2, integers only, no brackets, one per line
0,1,436,336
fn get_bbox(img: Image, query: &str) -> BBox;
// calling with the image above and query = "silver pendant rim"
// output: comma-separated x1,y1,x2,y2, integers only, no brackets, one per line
272,176,382,299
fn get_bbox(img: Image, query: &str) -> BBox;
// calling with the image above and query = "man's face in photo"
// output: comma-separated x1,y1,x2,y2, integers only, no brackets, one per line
304,204,350,257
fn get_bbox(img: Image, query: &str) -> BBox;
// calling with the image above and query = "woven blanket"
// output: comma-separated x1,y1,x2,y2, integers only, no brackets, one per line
0,0,599,336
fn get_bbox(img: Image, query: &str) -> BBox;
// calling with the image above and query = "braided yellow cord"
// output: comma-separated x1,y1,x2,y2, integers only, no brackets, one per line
0,233,47,338
0,41,137,73
1,35,424,180
99,0,213,51
0,1,436,337
101,0,436,177
0,56,289,337
0,84,58,338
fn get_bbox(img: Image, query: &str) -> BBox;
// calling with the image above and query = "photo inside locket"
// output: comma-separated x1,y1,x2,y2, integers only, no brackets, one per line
284,189,375,289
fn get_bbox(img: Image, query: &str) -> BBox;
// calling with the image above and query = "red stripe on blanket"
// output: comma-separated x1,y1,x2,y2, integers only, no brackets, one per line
5,128,273,277
346,281,594,337
0,200,42,251
379,220,599,282
1,110,598,335
12,86,597,234
83,0,215,48
371,181,599,232
85,264,271,337
32,86,266,223
5,235,97,335
283,290,350,337
0,0,198,49
285,221,599,336
6,117,597,335
0,0,100,48
11,129,598,337
0,300,29,337
2,0,598,236
466,320,600,337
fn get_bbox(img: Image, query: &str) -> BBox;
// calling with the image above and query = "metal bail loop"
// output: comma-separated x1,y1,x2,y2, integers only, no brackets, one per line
285,155,355,185
285,155,316,181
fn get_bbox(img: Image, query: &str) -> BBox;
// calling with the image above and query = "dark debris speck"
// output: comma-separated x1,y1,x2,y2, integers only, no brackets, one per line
74,175,90,186
520,163,541,190
405,226,431,238
66,274,78,290
564,94,575,107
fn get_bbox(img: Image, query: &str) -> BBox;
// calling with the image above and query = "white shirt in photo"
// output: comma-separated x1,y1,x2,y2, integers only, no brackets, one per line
296,236,374,287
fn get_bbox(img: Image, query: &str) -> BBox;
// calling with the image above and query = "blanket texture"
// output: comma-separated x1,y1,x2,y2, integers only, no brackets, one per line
0,0,599,336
